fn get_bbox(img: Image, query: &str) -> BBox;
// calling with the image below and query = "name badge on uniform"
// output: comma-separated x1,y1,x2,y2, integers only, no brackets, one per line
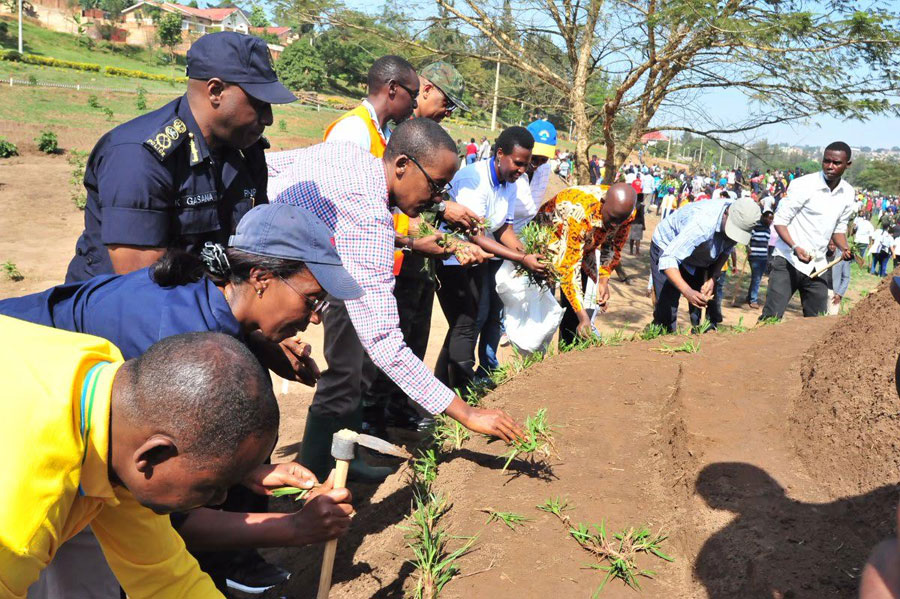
177,191,217,208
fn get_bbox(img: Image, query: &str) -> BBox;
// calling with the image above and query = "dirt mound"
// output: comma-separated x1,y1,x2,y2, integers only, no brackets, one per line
792,273,900,495
261,317,900,599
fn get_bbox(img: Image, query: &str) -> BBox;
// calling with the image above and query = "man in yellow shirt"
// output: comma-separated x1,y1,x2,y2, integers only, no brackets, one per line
0,316,280,599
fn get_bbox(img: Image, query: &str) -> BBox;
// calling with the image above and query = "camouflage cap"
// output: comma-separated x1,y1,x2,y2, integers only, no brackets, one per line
419,61,470,113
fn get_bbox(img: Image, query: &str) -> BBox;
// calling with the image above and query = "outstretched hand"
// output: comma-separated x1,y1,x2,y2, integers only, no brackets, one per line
243,462,318,496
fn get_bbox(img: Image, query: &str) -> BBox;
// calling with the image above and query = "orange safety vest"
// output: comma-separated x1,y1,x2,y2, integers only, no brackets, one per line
324,105,409,275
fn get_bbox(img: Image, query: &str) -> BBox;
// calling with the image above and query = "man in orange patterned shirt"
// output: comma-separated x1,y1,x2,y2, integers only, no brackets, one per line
537,183,636,344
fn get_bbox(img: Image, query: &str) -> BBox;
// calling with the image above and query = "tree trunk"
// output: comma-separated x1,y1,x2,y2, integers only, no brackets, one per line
570,86,591,185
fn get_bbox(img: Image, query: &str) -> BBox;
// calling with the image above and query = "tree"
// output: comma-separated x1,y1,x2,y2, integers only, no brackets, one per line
249,3,270,27
157,11,183,61
319,1,900,184
276,36,326,90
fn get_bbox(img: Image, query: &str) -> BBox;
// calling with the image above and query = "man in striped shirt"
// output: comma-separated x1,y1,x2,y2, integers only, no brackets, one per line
267,118,523,481
746,209,775,308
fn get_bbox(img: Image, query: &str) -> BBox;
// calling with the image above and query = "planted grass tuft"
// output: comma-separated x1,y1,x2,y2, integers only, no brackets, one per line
537,495,573,520
480,508,530,530
653,339,700,355
635,323,668,341
568,521,674,595
431,414,470,451
501,408,556,472
403,491,477,599
2,261,23,281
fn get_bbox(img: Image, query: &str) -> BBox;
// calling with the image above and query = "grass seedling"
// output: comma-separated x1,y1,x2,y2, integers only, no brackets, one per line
270,486,313,501
559,333,603,353
728,316,748,334
516,222,561,287
653,339,700,355
537,496,573,520
602,329,626,347
501,408,556,471
758,315,781,326
693,319,713,334
2,261,23,281
432,414,470,451
568,521,673,594
481,508,530,530
412,448,440,488
636,323,667,341
402,491,477,599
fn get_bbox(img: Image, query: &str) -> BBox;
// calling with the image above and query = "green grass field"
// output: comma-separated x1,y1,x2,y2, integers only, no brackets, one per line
1,15,185,77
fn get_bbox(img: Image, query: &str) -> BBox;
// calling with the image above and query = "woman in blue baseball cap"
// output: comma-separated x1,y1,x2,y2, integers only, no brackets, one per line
0,203,360,595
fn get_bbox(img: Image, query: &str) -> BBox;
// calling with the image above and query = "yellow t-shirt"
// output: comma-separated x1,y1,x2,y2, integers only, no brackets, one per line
0,316,222,599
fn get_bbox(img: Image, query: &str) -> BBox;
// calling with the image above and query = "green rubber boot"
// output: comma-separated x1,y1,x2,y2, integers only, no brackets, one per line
299,410,397,484
299,411,338,483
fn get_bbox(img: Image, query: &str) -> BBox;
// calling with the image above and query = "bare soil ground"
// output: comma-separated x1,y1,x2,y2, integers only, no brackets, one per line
2,152,894,599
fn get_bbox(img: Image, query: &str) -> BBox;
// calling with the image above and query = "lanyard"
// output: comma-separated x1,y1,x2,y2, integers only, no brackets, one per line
78,361,110,496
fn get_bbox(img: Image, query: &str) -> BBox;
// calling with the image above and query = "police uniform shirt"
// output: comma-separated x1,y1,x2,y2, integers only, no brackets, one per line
65,95,268,283
0,267,240,360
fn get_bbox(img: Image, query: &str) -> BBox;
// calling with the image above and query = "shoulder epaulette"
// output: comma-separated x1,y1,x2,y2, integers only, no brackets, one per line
143,117,189,162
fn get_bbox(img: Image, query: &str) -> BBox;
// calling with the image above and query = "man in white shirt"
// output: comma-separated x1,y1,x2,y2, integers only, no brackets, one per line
852,214,875,262
760,142,856,319
478,136,491,160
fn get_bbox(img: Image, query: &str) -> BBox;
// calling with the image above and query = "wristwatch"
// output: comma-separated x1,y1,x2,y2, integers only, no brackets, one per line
436,200,447,214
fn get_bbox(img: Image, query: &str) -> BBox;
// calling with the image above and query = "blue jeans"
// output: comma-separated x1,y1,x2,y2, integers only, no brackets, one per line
872,252,890,277
747,258,768,304
466,154,477,164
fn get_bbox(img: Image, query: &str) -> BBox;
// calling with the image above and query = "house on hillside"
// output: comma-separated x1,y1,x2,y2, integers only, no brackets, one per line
249,26,295,44
640,131,669,147
121,1,251,47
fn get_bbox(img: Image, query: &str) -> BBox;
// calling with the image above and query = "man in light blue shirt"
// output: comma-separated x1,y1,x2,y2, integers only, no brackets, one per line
650,197,760,332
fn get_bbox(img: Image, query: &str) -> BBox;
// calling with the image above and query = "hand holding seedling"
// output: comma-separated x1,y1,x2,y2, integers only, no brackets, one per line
522,253,549,275
700,277,715,299
445,397,524,442
411,233,452,258
442,200,484,233
292,470,355,545
243,461,318,496
451,241,493,266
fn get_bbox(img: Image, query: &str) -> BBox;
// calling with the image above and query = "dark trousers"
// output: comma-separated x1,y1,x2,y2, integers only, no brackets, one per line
559,275,589,347
311,296,378,418
475,260,503,375
650,242,719,333
434,261,486,392
872,251,891,277
760,255,828,319
363,260,435,419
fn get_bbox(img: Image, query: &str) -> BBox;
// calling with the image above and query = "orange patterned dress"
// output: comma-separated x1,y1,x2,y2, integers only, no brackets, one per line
537,186,634,312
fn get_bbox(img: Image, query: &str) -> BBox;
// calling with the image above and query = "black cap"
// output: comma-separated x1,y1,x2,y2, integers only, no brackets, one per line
186,31,297,105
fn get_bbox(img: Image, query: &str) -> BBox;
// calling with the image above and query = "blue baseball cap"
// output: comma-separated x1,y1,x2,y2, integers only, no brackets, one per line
186,32,297,105
230,204,363,300
527,119,557,159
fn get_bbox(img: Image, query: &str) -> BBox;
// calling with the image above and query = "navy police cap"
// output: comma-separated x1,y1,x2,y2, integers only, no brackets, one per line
187,31,297,105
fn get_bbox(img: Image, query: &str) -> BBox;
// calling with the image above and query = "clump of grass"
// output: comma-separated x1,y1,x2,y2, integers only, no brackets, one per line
559,333,604,352
727,316,748,334
502,408,556,471
537,496,573,521
758,315,781,326
481,508,530,530
432,414,470,451
569,521,673,593
636,323,667,341
516,222,560,287
402,491,477,599
602,328,626,347
2,261,24,281
653,339,700,355
412,448,440,487
693,319,713,334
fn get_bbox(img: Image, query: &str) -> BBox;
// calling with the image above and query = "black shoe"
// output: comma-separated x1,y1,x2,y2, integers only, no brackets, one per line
225,551,290,595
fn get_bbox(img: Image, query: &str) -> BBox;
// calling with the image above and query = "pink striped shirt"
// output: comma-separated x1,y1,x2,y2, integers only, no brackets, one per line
266,142,454,414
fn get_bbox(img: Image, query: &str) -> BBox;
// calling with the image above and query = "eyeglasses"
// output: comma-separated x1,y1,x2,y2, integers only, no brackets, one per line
407,154,453,198
393,80,419,110
278,276,329,315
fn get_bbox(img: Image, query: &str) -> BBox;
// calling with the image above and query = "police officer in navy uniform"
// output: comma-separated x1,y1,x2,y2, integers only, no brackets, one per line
46,31,300,598
65,31,297,283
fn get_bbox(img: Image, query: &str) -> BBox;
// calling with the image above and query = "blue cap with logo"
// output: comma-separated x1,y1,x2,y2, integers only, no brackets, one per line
527,119,557,159
187,31,297,105
230,204,363,300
